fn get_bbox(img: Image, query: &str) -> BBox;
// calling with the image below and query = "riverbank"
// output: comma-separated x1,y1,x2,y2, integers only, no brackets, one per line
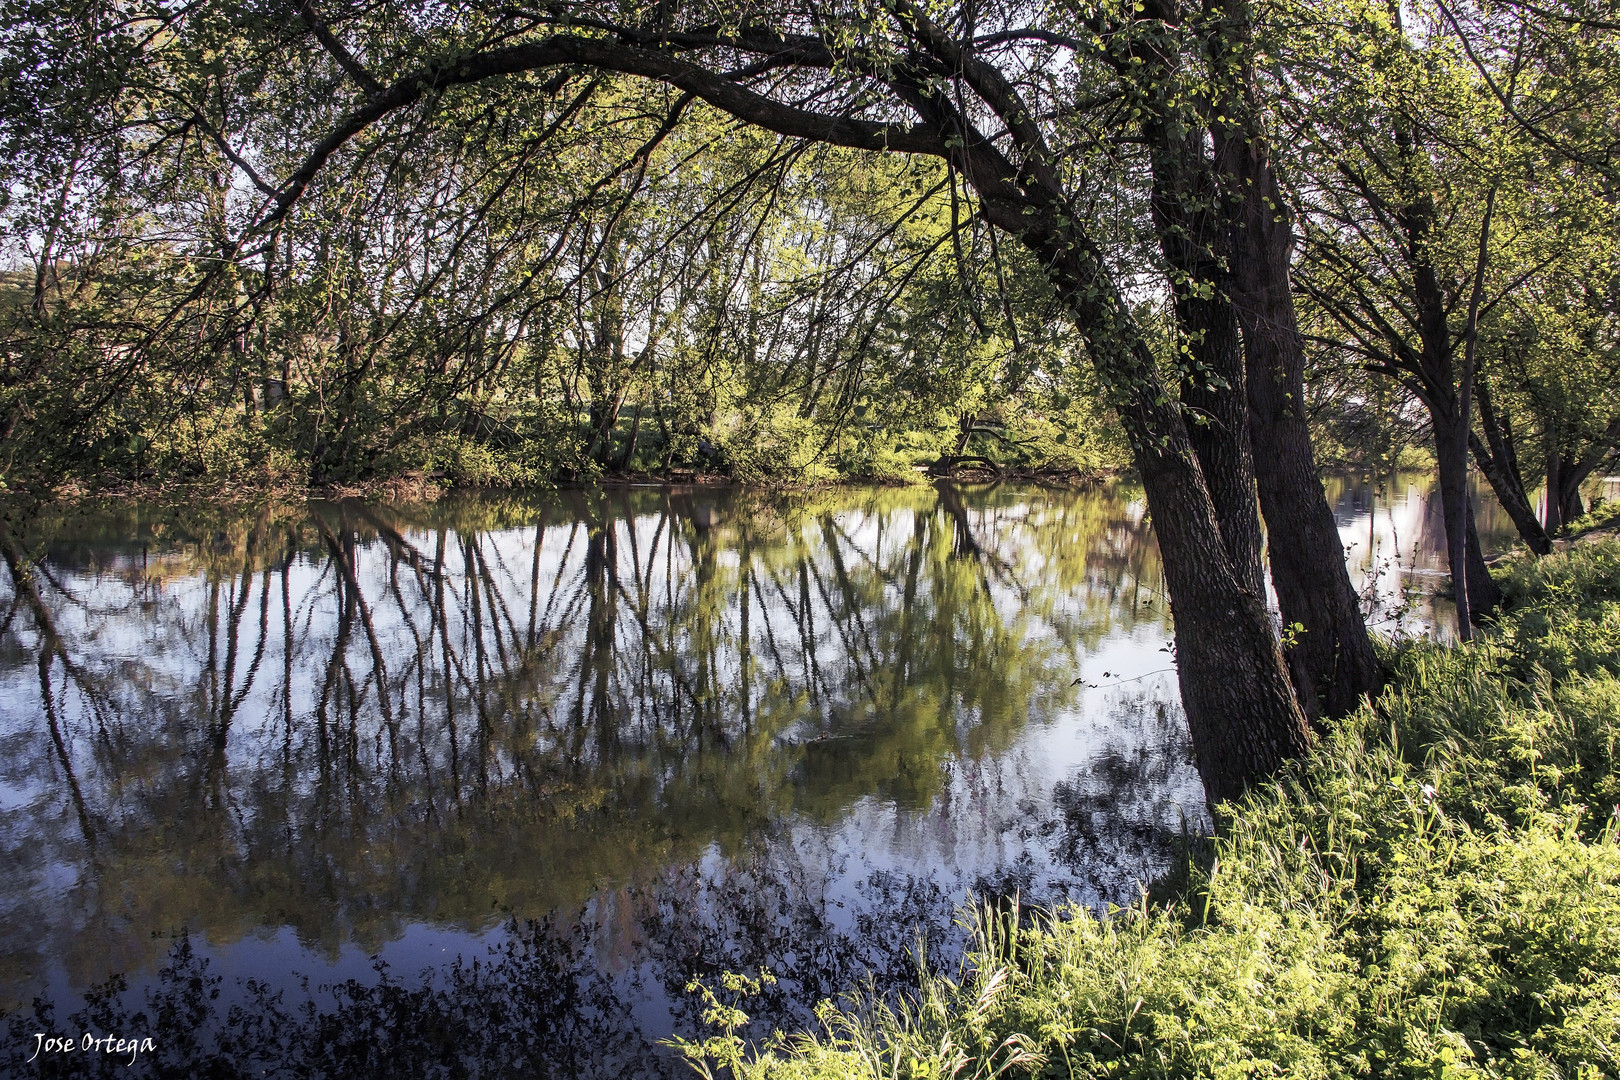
3,463,1123,519
681,540,1620,1078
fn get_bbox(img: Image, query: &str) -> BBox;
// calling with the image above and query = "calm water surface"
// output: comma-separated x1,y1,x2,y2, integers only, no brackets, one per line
0,478,1514,1076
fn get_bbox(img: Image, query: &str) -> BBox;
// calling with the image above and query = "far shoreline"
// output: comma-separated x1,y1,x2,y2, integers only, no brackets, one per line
3,463,1126,516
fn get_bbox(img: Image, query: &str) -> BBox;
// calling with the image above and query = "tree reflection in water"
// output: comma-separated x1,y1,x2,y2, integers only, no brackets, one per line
0,483,1205,1077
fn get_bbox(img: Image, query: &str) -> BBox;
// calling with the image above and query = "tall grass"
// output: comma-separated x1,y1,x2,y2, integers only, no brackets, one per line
681,542,1620,1079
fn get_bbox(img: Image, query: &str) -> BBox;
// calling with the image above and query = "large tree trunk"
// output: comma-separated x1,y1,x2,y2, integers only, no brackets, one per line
993,203,1313,806
1144,119,1267,599
1135,418,1314,807
1556,473,1585,531
1176,299,1265,597
1206,8,1385,718
1244,327,1385,716
1544,445,1568,535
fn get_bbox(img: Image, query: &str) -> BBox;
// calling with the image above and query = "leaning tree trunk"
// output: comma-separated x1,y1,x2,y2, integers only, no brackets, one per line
1473,430,1550,555
1206,9,1385,717
991,200,1313,806
1471,379,1551,555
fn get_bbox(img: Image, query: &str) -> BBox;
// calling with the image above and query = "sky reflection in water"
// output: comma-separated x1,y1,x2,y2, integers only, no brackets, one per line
0,477,1511,1076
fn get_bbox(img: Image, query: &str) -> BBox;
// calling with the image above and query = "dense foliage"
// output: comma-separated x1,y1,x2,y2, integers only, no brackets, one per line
0,4,1132,493
681,540,1620,1079
6,1,1611,503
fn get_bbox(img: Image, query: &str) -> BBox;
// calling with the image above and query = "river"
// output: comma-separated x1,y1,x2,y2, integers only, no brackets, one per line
0,475,1521,1076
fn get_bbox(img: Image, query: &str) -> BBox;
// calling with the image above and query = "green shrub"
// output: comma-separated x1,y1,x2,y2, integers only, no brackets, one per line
1562,499,1620,538
713,404,837,482
685,542,1620,1080
424,435,550,487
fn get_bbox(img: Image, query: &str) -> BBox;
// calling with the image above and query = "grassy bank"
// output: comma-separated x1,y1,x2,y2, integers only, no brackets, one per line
682,542,1620,1079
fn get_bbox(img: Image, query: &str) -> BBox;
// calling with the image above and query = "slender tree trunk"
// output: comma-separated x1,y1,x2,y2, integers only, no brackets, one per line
1465,501,1498,613
586,240,628,467
617,403,642,472
1471,380,1551,555
1434,408,1500,627
1436,410,1473,635
1473,429,1550,554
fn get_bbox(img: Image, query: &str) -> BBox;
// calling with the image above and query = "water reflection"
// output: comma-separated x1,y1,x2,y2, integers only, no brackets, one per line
0,483,1205,1077
1326,471,1522,641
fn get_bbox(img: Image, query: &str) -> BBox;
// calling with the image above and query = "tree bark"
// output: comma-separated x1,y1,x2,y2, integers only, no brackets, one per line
1135,420,1314,806
1473,429,1550,554
1434,405,1500,626
1545,449,1570,534
1471,380,1551,555
1544,421,1618,534
1206,3,1385,717
1465,500,1498,614
1176,298,1265,597
1144,120,1267,598
1435,408,1474,634
989,203,1313,807
1557,473,1584,531
1124,11,1267,601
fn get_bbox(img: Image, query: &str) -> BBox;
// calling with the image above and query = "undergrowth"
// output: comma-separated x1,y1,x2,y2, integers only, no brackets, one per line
678,541,1620,1079
1563,499,1620,539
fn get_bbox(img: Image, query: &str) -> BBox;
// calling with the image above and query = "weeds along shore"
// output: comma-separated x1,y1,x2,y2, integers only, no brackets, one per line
680,540,1620,1080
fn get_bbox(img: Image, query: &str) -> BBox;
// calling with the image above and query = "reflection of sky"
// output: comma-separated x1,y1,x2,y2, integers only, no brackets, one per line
0,471,1590,1069
1327,472,1523,643
0,484,1202,1062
